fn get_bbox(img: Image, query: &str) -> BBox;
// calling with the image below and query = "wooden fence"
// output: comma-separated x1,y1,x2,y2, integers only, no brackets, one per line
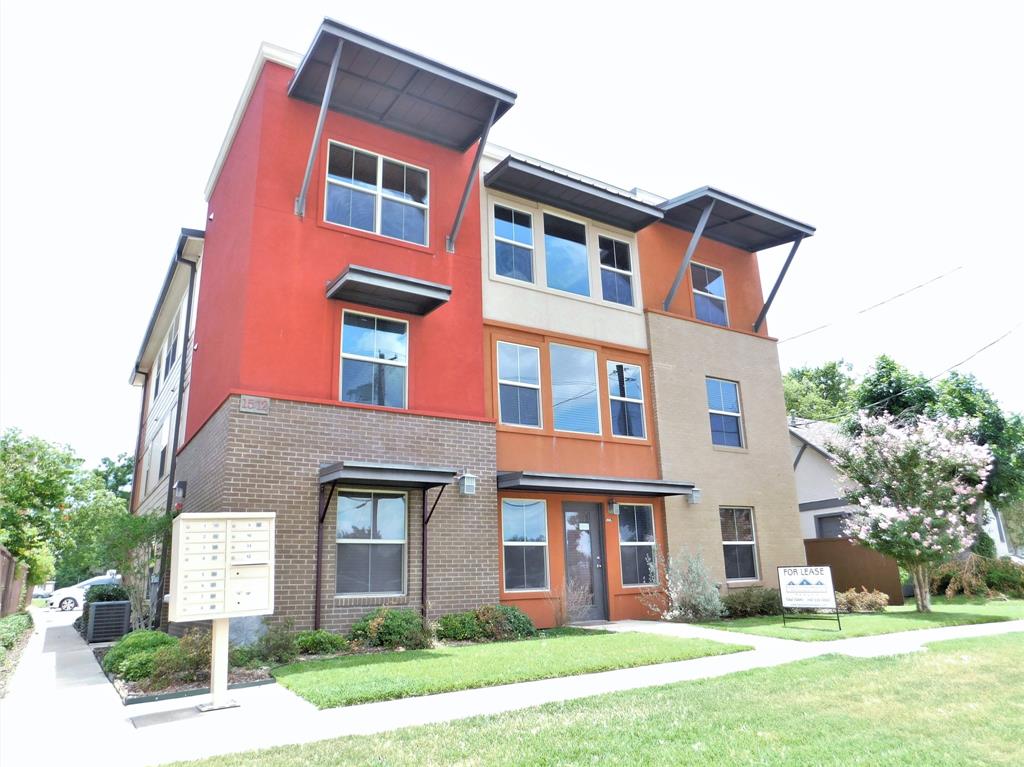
0,544,28,617
804,538,905,606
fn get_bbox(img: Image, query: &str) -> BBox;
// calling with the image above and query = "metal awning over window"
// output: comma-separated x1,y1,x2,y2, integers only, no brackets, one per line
497,471,695,497
289,19,516,151
319,461,456,489
326,265,451,315
484,156,664,232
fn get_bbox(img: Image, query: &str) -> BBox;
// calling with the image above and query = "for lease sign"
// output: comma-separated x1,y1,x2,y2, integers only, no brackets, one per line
778,565,837,610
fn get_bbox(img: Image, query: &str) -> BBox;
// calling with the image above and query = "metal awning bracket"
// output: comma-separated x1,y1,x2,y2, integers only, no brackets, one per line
663,199,715,311
424,484,446,526
295,38,344,218
445,99,500,253
752,235,804,333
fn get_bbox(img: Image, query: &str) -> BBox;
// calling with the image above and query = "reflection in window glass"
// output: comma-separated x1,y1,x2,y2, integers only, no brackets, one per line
691,263,728,325
720,507,757,580
706,377,742,447
599,236,633,306
341,313,408,408
619,505,657,585
337,492,406,594
544,214,589,296
497,341,541,427
494,205,534,283
550,344,600,434
607,362,645,438
502,499,548,590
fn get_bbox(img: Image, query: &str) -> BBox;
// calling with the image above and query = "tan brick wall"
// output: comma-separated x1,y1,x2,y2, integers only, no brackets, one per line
646,314,806,590
174,395,498,632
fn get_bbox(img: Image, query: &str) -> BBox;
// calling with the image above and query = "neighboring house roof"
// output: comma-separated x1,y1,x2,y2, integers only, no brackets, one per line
789,419,842,461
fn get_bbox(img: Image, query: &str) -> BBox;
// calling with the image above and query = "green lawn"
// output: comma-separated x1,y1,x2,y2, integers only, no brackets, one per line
173,632,1024,766
702,597,1024,641
273,629,748,708
30,599,46,608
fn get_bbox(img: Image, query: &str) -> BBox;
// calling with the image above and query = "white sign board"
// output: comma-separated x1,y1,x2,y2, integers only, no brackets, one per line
168,512,276,623
777,565,837,610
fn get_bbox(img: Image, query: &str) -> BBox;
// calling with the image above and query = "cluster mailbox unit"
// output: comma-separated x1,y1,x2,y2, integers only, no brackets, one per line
168,512,276,710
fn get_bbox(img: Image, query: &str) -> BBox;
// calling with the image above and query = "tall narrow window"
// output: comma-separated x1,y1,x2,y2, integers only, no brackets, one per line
156,419,170,479
152,356,162,400
336,492,407,595
497,342,541,427
550,344,600,434
325,142,428,246
494,205,534,283
607,361,645,438
164,311,180,377
341,312,408,409
544,214,589,296
720,507,758,580
599,236,633,306
618,504,657,586
706,377,743,447
502,499,548,590
691,263,728,326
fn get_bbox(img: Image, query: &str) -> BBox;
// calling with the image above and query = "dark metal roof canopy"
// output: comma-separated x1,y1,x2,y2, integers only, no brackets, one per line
497,471,695,497
326,265,451,315
659,187,815,252
484,156,665,232
289,19,517,151
319,461,457,489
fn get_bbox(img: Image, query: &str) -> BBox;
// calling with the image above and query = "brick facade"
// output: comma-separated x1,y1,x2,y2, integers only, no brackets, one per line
174,395,498,632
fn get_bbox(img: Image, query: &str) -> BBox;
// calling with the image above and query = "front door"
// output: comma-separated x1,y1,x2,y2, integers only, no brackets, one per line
563,502,607,621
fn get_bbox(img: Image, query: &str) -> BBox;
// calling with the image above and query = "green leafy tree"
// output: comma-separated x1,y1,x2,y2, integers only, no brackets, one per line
50,474,128,587
783,360,857,420
855,355,938,419
93,453,134,501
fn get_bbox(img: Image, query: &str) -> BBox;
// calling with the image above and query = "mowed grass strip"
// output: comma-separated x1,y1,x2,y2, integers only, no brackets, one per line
273,629,748,708
174,632,1024,766
701,597,1024,641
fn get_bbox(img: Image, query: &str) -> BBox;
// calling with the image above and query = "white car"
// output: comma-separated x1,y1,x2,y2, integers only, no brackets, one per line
47,573,122,611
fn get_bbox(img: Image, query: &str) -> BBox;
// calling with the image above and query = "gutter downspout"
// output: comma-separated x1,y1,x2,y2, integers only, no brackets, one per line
154,254,198,629
128,372,148,514
314,484,336,630
421,486,445,620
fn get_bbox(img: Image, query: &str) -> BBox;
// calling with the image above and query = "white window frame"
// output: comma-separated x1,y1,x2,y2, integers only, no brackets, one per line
339,310,410,410
501,498,550,593
496,341,542,429
542,210,593,299
156,418,170,480
492,203,535,284
597,234,635,307
549,342,602,436
607,360,646,440
618,503,658,588
720,506,759,582
706,377,744,448
691,261,729,326
335,488,409,597
324,140,430,247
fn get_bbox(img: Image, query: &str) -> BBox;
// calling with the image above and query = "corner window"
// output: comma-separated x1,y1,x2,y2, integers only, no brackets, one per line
720,507,757,580
550,344,600,434
494,205,534,283
599,237,633,306
164,311,180,379
152,357,162,401
706,377,743,447
341,312,408,409
544,214,589,296
502,499,548,591
325,142,428,246
619,504,657,586
336,492,406,595
497,342,541,427
691,263,728,326
607,361,645,438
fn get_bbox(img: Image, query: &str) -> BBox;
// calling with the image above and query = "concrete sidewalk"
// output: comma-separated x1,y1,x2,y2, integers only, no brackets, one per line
1,608,1021,767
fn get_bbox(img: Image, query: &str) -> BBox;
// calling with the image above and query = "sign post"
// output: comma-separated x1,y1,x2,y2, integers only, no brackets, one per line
168,512,276,711
777,565,841,630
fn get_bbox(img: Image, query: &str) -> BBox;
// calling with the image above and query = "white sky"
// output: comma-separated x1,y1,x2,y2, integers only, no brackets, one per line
2,1,1022,466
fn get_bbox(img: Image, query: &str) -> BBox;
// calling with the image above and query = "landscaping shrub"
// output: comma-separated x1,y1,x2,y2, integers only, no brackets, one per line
986,557,1024,597
295,629,349,655
971,530,997,559
834,587,889,613
655,549,725,622
436,611,484,641
255,619,299,664
473,605,536,640
0,612,33,650
102,629,177,680
932,554,1024,598
228,644,262,668
722,587,782,618
85,584,130,603
149,629,210,689
350,607,431,649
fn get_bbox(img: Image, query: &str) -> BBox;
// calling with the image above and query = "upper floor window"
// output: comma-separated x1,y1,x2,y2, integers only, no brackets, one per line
706,377,743,447
497,341,541,428
326,142,428,246
691,263,728,326
599,237,633,306
544,214,589,296
164,311,180,380
336,491,407,595
502,499,548,591
156,418,170,479
494,205,534,283
152,357,162,401
341,312,408,409
607,361,645,438
550,343,600,434
720,507,758,580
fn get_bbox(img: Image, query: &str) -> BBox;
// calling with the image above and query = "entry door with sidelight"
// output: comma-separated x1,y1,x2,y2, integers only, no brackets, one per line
563,502,607,621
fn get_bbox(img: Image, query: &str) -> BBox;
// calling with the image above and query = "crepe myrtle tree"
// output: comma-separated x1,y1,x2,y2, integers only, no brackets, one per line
829,413,993,612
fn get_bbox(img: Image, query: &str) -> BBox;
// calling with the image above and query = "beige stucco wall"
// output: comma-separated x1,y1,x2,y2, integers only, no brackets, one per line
647,313,806,589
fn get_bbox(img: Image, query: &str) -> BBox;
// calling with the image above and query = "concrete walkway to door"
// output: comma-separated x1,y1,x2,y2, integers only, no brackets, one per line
2,607,1022,767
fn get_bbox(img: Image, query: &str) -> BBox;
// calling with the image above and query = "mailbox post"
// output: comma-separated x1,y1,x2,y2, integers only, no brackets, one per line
168,512,276,711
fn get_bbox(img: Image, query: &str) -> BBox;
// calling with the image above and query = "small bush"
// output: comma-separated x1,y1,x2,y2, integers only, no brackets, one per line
971,530,997,559
102,630,177,678
474,605,537,641
987,557,1024,597
350,607,431,649
722,587,782,618
85,584,130,603
255,619,299,664
436,611,484,641
229,644,262,668
0,612,33,649
932,555,1024,598
664,549,725,622
835,587,889,613
295,629,349,655
149,629,211,689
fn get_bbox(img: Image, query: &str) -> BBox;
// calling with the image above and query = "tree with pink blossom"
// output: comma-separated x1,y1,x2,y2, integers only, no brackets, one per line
828,413,994,612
